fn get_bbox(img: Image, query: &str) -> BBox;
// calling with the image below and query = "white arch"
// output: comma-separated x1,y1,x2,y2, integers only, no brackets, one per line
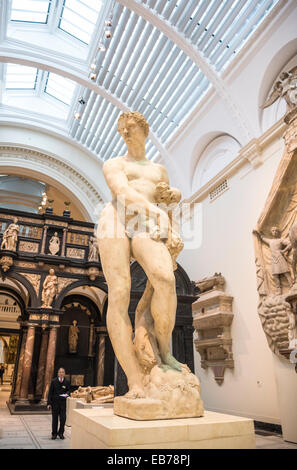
192,134,241,191
0,146,105,222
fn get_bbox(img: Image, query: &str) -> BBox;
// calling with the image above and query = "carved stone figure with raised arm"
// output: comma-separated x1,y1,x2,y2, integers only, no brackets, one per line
254,227,292,294
68,320,79,353
97,111,203,420
1,217,19,251
41,268,58,308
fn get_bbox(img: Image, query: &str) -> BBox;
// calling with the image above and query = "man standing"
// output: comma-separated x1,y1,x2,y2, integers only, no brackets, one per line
0,364,4,385
47,367,70,440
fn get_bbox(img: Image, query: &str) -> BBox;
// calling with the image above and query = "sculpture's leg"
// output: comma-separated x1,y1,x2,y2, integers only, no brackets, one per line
97,230,145,398
285,272,292,287
274,274,281,295
131,233,184,372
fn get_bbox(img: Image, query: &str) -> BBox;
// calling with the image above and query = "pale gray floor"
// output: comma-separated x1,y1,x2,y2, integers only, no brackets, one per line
0,384,297,449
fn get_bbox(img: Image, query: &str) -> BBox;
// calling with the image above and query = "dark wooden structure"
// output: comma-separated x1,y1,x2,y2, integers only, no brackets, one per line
0,207,198,413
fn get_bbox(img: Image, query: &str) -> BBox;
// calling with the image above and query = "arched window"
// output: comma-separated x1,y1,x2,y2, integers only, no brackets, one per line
192,135,241,191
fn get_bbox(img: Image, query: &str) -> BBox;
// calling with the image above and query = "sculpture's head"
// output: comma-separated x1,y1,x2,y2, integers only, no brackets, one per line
271,226,280,238
54,232,58,236
73,320,77,326
49,268,55,275
13,217,18,224
118,111,149,146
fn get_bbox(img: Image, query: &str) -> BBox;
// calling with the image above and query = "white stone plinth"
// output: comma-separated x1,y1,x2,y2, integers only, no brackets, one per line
66,397,113,427
70,407,255,449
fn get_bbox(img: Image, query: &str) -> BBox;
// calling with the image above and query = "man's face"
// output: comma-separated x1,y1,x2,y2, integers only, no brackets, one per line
271,228,280,238
58,368,65,379
118,118,146,146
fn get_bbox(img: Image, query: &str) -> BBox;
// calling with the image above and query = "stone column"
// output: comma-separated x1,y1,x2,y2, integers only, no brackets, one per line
12,327,27,400
96,333,106,386
61,228,67,257
40,225,48,254
41,326,58,403
88,320,95,357
35,328,49,397
19,325,36,401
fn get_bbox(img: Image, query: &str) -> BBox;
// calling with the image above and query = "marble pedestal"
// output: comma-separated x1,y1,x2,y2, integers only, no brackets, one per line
70,408,255,449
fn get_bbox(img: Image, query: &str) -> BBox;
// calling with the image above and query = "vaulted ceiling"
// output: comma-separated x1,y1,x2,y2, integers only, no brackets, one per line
0,0,280,164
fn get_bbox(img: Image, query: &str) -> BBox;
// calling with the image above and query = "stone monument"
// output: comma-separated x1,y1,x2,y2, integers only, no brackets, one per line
253,66,297,358
97,111,204,420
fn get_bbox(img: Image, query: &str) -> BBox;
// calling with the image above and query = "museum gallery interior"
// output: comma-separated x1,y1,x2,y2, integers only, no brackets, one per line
0,0,296,450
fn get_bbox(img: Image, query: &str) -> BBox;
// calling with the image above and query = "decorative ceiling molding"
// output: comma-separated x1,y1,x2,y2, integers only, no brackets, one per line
0,146,105,221
117,0,256,144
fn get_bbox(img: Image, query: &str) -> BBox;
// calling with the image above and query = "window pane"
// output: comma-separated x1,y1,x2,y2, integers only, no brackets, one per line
44,72,76,105
10,0,51,23
6,64,38,89
59,0,102,44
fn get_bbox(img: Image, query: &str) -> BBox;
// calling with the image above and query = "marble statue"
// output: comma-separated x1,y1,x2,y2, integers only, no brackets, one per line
254,227,292,294
262,66,297,113
1,218,19,251
68,320,79,354
41,268,58,308
88,234,99,262
71,385,114,403
48,232,60,256
97,111,203,420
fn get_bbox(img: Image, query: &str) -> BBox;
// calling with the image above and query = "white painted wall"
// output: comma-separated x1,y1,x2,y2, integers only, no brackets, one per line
179,133,285,424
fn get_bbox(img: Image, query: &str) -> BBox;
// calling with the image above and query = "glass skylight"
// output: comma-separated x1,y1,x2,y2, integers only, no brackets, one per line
44,72,76,105
6,64,39,89
10,0,51,23
59,0,102,44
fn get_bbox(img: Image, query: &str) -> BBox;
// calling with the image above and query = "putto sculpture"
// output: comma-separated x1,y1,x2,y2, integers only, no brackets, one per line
97,111,204,420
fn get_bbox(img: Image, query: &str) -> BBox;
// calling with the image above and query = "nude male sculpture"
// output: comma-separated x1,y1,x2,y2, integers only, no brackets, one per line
97,112,185,399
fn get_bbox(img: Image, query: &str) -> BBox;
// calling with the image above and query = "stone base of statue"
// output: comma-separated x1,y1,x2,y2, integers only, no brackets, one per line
114,365,204,420
70,407,255,449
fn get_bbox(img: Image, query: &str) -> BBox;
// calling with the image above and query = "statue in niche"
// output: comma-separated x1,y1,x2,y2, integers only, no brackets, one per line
48,232,60,255
88,233,99,262
253,227,292,295
1,218,19,251
41,269,58,308
262,66,297,113
96,111,204,419
68,320,79,354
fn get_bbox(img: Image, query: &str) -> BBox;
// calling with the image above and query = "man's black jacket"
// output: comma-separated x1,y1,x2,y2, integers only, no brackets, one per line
47,377,71,406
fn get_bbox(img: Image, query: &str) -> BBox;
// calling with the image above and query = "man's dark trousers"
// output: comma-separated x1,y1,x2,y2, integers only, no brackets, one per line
52,397,66,436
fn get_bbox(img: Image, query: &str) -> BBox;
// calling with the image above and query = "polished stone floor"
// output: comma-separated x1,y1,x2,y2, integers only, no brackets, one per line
0,384,297,449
